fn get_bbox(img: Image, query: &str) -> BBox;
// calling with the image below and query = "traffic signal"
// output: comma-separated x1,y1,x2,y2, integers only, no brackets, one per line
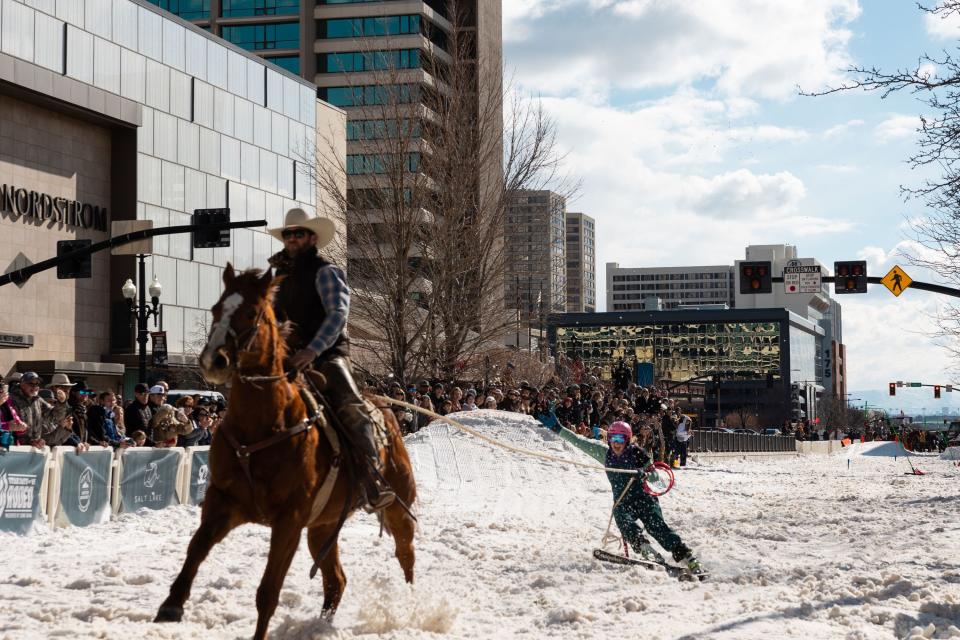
192,208,231,248
889,382,896,396
834,260,867,294
739,261,773,294
935,385,941,399
56,239,92,279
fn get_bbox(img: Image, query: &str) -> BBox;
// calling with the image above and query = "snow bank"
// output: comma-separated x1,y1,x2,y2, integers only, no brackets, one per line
2,409,959,639
941,446,960,461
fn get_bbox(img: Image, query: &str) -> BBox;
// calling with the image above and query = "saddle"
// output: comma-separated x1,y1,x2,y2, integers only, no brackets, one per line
299,370,390,473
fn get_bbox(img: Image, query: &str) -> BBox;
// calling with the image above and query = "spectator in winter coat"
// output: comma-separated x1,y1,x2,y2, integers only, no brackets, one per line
0,381,27,445
555,396,583,429
674,415,693,467
124,383,154,441
87,391,127,448
9,372,66,448
151,404,193,447
461,390,478,411
429,383,446,411
178,407,211,447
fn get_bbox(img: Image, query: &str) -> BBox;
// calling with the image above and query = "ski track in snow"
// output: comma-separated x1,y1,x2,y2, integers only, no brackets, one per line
2,409,959,639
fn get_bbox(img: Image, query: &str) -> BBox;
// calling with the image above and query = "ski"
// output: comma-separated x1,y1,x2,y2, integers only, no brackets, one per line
592,548,708,582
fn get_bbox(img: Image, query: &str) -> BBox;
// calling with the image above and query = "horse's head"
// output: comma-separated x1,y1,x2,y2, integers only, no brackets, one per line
200,263,281,384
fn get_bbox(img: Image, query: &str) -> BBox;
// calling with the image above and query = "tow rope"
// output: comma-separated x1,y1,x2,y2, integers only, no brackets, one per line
374,395,647,477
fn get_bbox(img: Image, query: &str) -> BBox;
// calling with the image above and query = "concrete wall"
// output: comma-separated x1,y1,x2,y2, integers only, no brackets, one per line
0,95,112,373
796,440,845,455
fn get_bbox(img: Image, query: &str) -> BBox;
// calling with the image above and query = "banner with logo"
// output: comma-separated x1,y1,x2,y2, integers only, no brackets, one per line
187,448,210,505
118,448,181,513
151,331,168,366
56,450,112,528
0,450,47,534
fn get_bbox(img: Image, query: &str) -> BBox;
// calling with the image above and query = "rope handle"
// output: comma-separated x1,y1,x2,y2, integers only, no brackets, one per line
372,395,641,476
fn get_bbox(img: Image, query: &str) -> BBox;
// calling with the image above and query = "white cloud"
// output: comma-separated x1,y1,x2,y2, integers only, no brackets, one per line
823,118,865,138
841,294,953,390
924,9,960,40
506,0,861,101
874,114,920,142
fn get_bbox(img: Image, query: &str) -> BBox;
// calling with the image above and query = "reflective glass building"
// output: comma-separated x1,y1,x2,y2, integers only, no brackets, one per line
549,309,824,427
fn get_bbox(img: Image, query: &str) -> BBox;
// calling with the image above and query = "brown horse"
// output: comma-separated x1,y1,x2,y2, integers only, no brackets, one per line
155,265,417,639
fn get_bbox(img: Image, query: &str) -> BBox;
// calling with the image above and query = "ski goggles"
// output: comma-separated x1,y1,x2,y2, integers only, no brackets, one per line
608,434,627,444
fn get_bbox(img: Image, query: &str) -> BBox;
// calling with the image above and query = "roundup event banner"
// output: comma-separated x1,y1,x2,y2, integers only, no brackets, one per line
56,450,112,528
119,449,181,513
0,450,46,534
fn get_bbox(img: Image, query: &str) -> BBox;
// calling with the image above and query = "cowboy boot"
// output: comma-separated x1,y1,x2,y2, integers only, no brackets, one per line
316,357,396,511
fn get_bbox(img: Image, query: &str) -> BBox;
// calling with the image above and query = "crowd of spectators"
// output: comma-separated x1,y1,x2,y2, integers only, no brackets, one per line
0,372,225,451
365,373,693,464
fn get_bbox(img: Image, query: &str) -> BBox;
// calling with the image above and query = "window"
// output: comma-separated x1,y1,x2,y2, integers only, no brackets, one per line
346,119,421,141
221,0,298,16
221,22,299,51
346,152,421,175
146,0,210,19
321,49,420,73
321,15,421,38
321,84,419,107
267,55,300,74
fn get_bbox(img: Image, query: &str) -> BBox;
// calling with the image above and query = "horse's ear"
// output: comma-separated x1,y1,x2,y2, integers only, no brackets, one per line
258,268,273,292
223,263,236,286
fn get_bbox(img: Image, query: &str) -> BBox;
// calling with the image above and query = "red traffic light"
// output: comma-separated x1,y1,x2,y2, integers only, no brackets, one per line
935,385,941,399
834,260,868,294
889,382,896,396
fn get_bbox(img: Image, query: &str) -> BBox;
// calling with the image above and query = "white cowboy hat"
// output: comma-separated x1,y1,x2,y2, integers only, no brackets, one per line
267,208,335,248
46,373,76,388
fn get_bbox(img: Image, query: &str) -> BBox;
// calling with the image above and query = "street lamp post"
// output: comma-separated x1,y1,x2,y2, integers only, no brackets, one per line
121,254,162,385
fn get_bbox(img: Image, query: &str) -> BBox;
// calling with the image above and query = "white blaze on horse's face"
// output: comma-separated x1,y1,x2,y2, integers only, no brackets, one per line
200,292,245,377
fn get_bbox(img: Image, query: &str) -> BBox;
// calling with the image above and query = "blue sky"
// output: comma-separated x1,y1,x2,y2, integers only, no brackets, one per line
503,0,960,399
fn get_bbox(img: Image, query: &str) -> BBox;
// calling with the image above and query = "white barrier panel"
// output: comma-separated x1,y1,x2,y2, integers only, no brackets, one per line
0,446,50,534
115,448,185,514
48,447,114,529
179,446,211,506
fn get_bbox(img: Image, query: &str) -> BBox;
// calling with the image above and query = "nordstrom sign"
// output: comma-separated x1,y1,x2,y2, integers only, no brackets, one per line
0,184,108,232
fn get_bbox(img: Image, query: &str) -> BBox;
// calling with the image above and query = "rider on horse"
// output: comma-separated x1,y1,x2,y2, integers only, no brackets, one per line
267,207,395,512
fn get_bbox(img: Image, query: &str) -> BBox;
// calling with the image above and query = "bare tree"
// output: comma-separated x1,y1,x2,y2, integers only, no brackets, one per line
303,1,575,384
303,49,435,384
806,1,960,369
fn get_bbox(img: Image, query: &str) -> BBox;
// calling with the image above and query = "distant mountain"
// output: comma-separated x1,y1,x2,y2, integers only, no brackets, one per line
848,388,960,417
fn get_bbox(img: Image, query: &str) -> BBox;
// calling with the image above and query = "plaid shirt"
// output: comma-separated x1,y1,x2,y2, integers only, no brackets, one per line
308,264,350,355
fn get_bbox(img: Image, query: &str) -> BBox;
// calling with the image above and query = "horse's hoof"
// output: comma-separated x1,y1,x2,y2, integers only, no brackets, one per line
321,607,337,622
154,605,184,623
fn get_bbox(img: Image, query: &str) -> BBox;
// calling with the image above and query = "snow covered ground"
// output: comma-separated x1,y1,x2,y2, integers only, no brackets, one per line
3,410,959,640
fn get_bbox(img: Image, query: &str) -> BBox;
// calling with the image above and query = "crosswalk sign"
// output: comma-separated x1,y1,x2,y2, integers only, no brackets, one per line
881,265,912,297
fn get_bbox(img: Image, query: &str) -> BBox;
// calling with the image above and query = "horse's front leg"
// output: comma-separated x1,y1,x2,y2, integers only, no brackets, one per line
156,486,242,622
253,518,303,640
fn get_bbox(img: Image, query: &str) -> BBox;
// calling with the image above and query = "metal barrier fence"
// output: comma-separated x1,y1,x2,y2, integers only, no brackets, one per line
687,430,796,453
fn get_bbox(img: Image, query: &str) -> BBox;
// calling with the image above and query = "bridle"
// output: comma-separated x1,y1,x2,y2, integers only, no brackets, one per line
211,302,287,387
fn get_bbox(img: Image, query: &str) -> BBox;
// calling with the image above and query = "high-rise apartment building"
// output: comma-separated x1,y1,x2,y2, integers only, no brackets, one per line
506,190,567,320
607,264,736,310
565,213,596,312
145,1,305,75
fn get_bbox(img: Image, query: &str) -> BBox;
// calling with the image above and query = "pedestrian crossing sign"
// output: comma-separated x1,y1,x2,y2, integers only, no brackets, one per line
881,265,912,297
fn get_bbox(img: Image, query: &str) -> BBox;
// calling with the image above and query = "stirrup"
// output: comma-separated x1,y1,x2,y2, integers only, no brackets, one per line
362,488,396,513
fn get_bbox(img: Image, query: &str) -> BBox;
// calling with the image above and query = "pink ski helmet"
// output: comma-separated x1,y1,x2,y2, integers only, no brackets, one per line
607,421,632,441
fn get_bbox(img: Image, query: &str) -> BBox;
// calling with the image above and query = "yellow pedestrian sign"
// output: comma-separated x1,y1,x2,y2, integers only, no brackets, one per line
881,265,912,297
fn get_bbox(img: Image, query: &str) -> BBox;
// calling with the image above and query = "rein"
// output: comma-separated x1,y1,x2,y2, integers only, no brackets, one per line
224,306,289,387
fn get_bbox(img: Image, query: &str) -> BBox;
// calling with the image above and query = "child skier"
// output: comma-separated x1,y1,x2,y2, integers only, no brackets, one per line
551,418,704,575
